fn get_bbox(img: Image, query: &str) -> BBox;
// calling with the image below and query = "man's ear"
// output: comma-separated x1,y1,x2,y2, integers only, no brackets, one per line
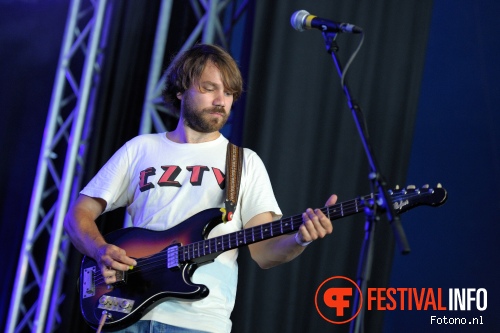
176,92,182,100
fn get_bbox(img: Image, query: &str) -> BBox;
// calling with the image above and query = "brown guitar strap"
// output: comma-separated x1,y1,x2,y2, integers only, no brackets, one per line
222,142,243,222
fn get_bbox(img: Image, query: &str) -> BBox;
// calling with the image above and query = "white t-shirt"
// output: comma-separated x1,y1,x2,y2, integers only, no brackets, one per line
81,133,282,333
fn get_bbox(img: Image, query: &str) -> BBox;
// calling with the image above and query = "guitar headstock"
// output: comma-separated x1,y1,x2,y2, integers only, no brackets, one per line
389,184,448,215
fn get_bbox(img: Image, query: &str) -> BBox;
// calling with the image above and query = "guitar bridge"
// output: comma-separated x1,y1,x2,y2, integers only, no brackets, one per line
82,266,96,298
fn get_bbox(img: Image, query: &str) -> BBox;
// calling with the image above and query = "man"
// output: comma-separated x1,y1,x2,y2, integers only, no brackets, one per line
64,44,336,333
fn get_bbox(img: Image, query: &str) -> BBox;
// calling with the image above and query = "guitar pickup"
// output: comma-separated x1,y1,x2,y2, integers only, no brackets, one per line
167,244,180,269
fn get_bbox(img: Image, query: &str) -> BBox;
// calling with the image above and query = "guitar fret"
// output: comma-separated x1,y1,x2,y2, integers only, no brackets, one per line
263,225,270,238
246,229,252,244
282,217,291,233
285,220,291,233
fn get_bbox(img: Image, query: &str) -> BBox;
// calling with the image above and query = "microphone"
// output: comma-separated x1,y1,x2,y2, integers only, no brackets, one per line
290,10,362,34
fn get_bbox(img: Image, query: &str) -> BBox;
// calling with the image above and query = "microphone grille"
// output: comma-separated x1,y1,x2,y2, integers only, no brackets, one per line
290,10,310,32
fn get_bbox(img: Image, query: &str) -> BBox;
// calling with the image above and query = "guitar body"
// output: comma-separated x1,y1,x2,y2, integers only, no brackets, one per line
80,208,223,331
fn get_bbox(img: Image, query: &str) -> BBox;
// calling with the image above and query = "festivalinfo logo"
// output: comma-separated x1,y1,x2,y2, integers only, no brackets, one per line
315,276,487,325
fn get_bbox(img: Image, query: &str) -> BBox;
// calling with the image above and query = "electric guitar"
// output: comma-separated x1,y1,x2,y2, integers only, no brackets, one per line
79,184,447,330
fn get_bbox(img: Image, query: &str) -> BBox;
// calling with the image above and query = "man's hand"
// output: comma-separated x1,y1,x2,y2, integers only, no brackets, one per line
95,243,137,284
247,194,338,269
64,194,137,284
296,194,337,244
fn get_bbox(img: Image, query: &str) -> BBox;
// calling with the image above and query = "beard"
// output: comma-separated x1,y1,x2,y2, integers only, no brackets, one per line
182,98,229,133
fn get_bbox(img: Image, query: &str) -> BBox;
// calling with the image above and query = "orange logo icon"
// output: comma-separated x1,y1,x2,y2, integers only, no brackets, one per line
315,276,363,324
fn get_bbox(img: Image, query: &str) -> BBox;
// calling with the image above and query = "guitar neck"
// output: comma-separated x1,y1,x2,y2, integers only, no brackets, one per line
177,194,373,264
175,184,447,265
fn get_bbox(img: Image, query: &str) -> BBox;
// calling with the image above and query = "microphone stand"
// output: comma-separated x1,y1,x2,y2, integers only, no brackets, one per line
320,31,411,333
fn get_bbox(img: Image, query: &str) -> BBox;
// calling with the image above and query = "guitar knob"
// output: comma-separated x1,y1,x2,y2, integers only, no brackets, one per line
99,296,110,305
120,300,131,309
406,185,416,190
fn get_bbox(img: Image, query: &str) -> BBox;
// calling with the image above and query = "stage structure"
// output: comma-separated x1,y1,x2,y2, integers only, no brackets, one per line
6,0,251,332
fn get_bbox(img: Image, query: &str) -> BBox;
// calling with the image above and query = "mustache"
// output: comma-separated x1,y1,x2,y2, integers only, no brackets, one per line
205,106,226,115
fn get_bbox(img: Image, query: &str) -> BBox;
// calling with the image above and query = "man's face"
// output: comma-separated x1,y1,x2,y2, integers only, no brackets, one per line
179,62,234,133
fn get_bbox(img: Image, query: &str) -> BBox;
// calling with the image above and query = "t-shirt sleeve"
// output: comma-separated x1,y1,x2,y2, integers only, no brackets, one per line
239,150,282,226
80,142,132,213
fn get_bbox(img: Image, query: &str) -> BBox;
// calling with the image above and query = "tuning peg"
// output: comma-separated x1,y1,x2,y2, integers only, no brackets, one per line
406,184,420,194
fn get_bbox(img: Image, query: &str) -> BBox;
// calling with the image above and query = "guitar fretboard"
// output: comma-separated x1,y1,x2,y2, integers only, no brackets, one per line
176,194,377,264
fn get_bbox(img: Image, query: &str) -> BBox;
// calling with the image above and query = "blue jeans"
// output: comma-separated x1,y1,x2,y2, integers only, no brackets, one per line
111,320,208,333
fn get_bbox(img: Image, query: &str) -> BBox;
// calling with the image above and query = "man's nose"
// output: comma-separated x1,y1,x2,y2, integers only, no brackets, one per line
213,91,226,107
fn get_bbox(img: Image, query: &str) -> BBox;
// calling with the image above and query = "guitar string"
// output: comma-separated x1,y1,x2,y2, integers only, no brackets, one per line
94,190,428,285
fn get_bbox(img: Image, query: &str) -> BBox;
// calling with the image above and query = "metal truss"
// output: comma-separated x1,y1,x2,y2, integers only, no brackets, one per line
7,0,250,332
6,0,111,332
